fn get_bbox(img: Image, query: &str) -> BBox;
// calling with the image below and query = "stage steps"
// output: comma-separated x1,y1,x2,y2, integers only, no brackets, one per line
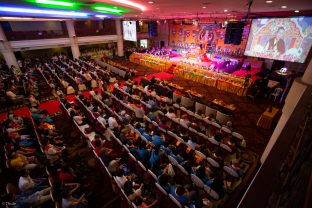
167,64,176,74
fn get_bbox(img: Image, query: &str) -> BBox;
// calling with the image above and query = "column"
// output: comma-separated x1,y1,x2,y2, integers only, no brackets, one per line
0,25,19,68
115,19,124,57
238,59,312,208
65,20,80,59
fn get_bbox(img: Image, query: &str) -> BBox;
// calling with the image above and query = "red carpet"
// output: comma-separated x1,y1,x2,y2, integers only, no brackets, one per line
0,107,31,123
133,72,174,83
38,99,60,115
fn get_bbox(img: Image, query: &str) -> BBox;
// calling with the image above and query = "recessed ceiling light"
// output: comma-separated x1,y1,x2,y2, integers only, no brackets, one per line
294,10,299,13
224,9,228,12
148,1,154,4
202,6,206,9
266,0,273,3
281,6,287,9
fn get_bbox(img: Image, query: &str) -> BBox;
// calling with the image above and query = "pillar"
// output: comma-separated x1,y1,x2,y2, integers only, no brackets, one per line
115,19,124,57
0,25,19,68
238,59,312,208
65,20,80,59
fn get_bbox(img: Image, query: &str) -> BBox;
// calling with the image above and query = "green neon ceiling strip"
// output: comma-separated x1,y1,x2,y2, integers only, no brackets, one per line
35,0,74,7
94,7,124,13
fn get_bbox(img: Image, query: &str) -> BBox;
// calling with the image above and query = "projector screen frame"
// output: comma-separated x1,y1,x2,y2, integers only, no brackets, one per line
244,16,312,63
122,20,137,42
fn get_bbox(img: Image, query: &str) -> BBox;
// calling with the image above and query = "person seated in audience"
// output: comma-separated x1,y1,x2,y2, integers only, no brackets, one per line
108,158,127,175
158,118,169,131
6,87,24,102
147,108,158,121
169,185,191,206
9,152,39,171
193,166,210,184
43,139,65,164
7,186,52,207
131,100,145,123
61,78,69,88
62,183,87,208
180,114,191,127
108,115,119,130
58,164,76,184
4,137,36,156
152,130,165,146
187,136,199,150
141,127,153,142
136,141,151,164
209,175,226,198
122,84,128,92
149,146,164,169
159,102,168,112
103,96,113,107
196,109,206,118
205,113,217,122
8,113,23,125
150,87,157,97
18,169,47,194
97,113,108,127
94,90,102,100
144,85,150,92
134,196,158,208
158,172,172,192
28,94,39,107
166,108,177,119
226,159,243,177
74,74,83,86
147,97,157,109
73,113,87,126
124,180,144,202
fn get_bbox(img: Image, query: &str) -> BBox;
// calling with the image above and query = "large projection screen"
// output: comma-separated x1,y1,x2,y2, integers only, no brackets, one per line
244,17,312,63
123,21,137,42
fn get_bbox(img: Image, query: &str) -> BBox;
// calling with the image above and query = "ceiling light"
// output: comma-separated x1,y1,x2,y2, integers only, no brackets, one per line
148,1,154,4
35,0,74,7
224,9,228,12
94,7,124,13
1,16,33,20
0,6,88,17
266,1,273,3
110,0,146,11
281,6,287,9
202,6,206,9
95,15,107,18
294,10,299,13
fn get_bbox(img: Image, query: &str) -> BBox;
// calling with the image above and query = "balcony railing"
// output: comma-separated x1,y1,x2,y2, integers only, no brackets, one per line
75,28,116,37
5,30,68,41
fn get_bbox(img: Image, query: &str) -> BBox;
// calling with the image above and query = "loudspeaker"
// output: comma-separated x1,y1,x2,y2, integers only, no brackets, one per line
224,21,244,45
148,21,158,37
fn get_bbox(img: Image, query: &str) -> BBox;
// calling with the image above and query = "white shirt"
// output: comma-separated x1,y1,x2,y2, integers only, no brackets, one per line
144,85,149,91
166,112,177,119
97,116,107,126
6,91,17,99
18,176,35,192
108,117,118,129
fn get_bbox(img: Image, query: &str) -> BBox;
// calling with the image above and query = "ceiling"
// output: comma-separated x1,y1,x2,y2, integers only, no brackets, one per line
0,0,311,20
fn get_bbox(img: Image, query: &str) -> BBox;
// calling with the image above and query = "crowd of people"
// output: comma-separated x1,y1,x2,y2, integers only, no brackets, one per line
1,54,249,208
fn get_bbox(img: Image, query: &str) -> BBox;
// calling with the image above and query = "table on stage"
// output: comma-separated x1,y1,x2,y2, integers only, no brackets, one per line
257,107,279,129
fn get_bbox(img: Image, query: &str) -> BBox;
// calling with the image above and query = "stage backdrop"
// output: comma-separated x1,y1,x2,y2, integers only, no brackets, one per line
169,23,249,56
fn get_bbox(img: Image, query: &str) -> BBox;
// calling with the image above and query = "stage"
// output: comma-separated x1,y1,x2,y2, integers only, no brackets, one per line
168,52,261,81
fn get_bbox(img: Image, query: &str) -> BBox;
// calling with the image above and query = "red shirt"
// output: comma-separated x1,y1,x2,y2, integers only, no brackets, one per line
58,171,74,183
